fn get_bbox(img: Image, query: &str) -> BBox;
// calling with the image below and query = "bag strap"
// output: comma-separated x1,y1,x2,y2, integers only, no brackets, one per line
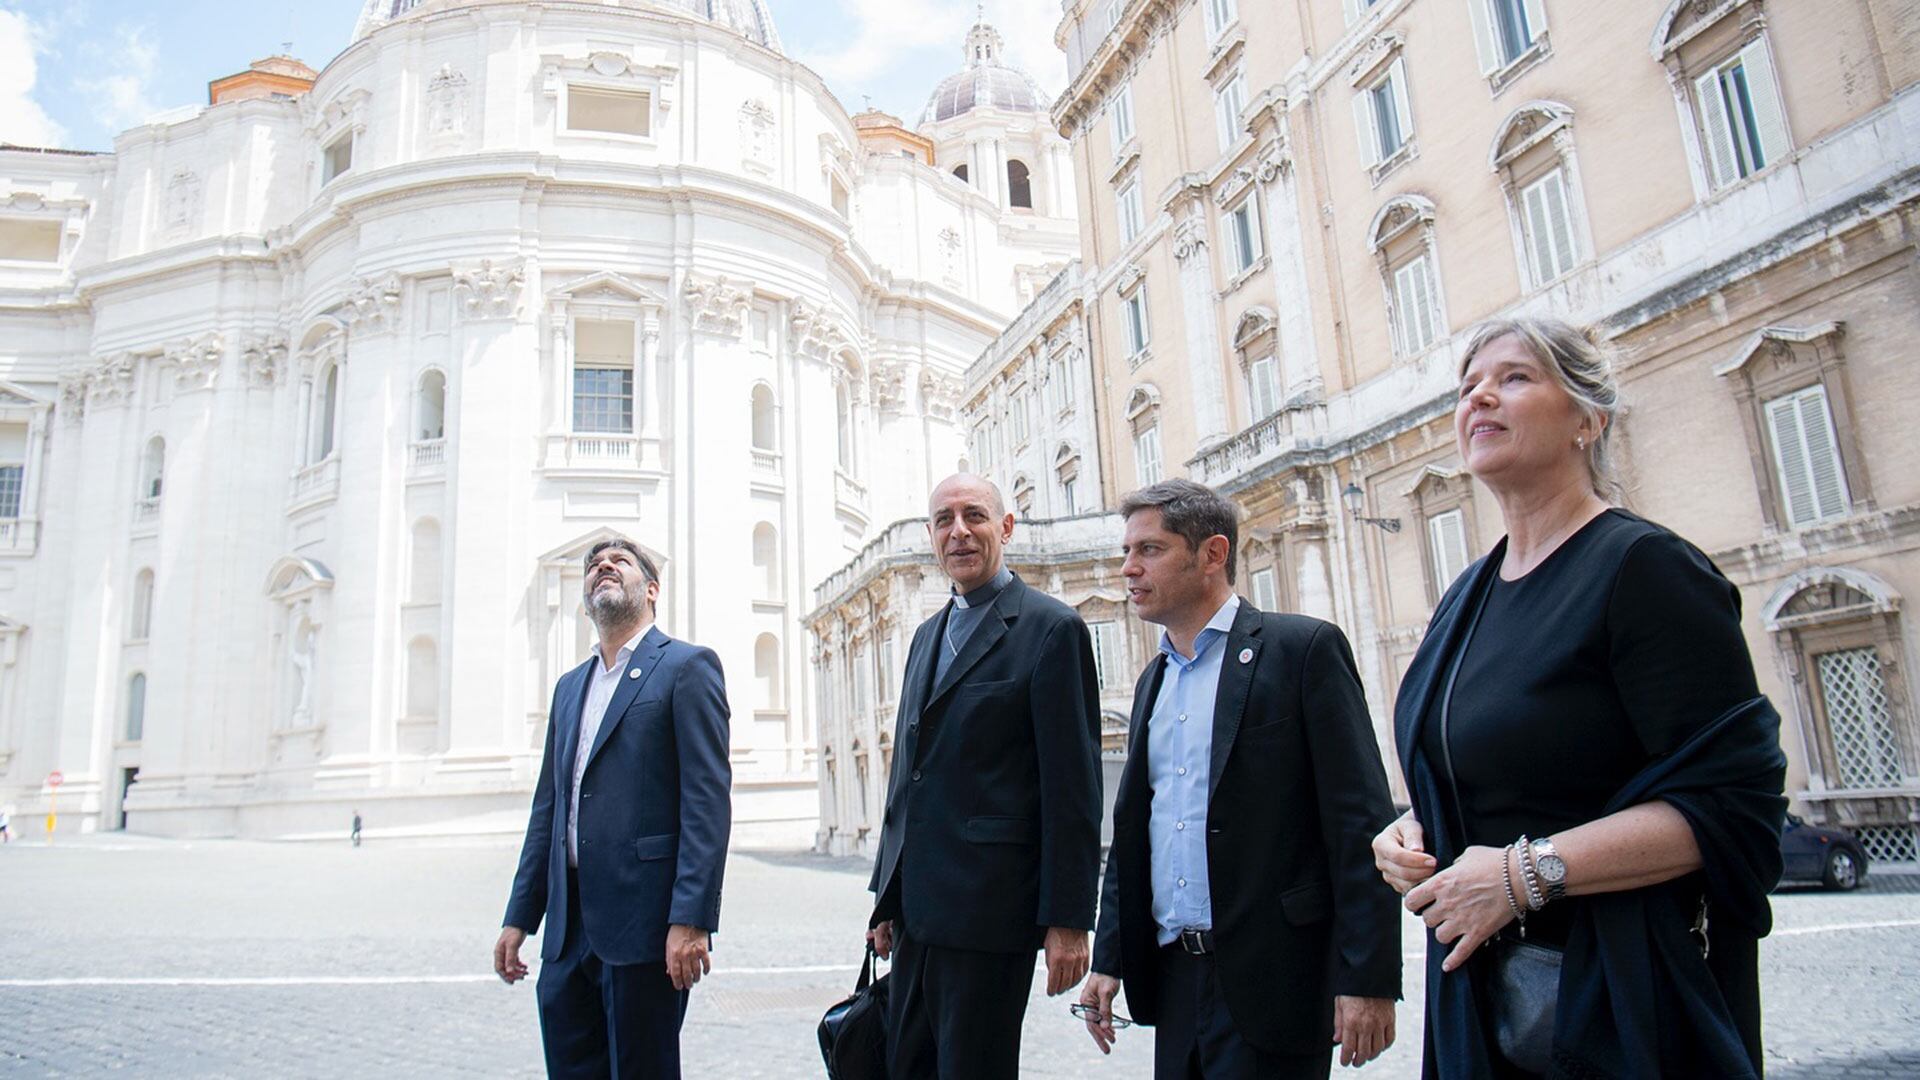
1436,568,1496,846
856,943,876,992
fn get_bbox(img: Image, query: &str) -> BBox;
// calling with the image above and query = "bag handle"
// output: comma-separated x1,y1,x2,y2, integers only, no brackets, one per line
855,942,876,992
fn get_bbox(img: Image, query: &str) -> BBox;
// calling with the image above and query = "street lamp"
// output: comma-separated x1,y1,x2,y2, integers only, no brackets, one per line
1341,482,1402,533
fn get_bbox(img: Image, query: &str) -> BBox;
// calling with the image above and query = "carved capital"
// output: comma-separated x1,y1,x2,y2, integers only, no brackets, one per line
872,361,909,412
790,299,851,361
166,332,226,393
84,353,141,407
243,335,290,388
453,259,525,320
683,273,753,338
920,370,962,421
341,272,404,330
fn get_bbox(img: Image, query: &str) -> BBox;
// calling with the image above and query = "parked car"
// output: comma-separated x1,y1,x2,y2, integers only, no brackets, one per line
1779,813,1870,891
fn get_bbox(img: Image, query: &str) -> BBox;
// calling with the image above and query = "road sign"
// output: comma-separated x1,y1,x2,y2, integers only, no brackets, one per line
46,770,63,789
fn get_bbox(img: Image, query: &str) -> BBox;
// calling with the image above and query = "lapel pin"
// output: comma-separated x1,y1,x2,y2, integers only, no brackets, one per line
629,669,643,680
1238,648,1254,665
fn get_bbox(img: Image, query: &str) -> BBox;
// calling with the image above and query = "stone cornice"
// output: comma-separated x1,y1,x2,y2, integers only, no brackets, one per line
1053,0,1191,140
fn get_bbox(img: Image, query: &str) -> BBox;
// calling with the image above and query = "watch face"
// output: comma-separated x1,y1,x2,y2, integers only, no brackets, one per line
1538,854,1567,883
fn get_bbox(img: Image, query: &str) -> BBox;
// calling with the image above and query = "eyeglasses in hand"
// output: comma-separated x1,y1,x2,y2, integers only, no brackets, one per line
1070,1003,1134,1028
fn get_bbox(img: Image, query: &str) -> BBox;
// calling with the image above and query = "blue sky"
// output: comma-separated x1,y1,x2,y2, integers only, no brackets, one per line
0,1,1067,153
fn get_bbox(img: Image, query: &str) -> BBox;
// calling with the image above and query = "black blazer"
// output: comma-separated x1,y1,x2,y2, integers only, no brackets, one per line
504,626,733,966
1092,602,1401,1055
869,573,1104,954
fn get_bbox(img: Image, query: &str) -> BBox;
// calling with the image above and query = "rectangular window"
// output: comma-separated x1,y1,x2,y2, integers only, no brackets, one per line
1011,389,1031,445
322,134,354,184
1392,253,1440,356
1226,197,1262,274
1117,181,1145,245
1520,167,1579,285
1123,287,1151,355
1696,41,1791,189
1051,353,1074,411
1215,72,1248,154
1134,425,1163,484
1107,0,1124,32
973,424,992,471
1111,82,1135,149
1250,567,1278,612
572,318,636,434
1765,384,1850,529
1247,355,1280,420
0,218,62,262
831,177,851,219
568,86,652,137
1090,620,1126,691
1427,508,1471,594
1353,59,1412,167
1205,0,1237,37
0,464,22,519
1061,475,1077,511
878,634,897,704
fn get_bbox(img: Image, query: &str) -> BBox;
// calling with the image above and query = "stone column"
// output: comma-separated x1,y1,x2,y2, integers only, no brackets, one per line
1169,184,1229,448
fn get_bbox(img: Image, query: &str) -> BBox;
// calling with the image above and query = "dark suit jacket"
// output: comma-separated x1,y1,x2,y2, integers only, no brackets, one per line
1092,601,1401,1055
504,625,732,967
869,573,1103,954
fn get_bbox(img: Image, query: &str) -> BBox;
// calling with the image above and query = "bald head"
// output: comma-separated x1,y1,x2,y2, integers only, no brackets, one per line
927,473,1015,592
928,473,1006,518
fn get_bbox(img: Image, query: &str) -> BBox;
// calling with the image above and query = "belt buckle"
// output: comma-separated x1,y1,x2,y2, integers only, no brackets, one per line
1179,928,1210,955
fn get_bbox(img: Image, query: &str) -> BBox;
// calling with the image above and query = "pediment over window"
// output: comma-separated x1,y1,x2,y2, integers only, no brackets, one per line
1490,101,1574,171
1368,195,1437,254
1713,322,1845,378
1402,462,1467,504
1124,383,1161,420
1651,0,1760,61
1763,566,1899,630
546,271,668,309
266,556,336,601
1232,307,1277,352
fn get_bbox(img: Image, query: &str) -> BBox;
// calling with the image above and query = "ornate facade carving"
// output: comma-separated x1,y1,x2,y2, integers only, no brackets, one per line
425,65,471,142
453,259,525,319
243,335,289,387
920,370,962,420
789,299,850,360
683,274,753,337
341,272,404,329
163,170,203,239
83,353,141,407
166,333,226,393
871,361,909,412
739,99,776,171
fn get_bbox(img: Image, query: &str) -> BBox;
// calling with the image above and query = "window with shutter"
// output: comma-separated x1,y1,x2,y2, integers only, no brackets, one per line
1393,254,1439,356
1124,288,1151,355
1696,42,1791,189
1521,168,1579,284
1090,621,1126,690
1765,385,1850,528
1135,426,1163,484
1250,568,1278,612
1118,181,1144,244
1112,83,1135,148
1215,73,1247,153
1427,509,1471,593
1248,355,1280,420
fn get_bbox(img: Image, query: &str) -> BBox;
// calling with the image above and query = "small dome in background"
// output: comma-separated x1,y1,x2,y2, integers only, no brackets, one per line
922,18,1045,125
353,0,782,53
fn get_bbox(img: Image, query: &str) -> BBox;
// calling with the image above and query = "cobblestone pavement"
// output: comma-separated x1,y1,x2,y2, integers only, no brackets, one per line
0,836,1915,1078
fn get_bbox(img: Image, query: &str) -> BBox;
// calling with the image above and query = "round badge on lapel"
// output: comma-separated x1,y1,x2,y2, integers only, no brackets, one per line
1238,648,1254,665
629,669,642,679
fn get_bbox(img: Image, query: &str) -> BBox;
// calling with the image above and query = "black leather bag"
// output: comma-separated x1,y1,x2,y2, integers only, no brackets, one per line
1490,936,1562,1076
817,944,889,1079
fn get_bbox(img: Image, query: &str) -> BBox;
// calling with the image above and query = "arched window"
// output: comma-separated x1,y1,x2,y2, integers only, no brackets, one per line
406,636,439,720
1368,196,1445,359
126,673,147,742
752,522,781,600
754,633,782,711
312,363,341,462
130,569,155,640
409,519,442,604
952,163,970,184
1006,159,1033,209
140,437,166,501
416,370,446,441
835,380,855,471
751,383,777,451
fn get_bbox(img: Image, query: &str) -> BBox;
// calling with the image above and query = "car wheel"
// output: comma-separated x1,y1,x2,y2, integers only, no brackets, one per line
1823,848,1861,891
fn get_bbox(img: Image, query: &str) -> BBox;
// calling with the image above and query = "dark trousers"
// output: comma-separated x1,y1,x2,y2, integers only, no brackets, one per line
1154,945,1330,1080
886,921,1035,1079
536,869,689,1080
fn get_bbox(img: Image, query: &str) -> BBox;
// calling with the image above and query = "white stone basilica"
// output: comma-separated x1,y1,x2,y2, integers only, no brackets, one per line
0,0,1075,842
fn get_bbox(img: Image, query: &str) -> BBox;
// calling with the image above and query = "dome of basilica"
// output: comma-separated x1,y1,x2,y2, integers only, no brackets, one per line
353,0,782,53
922,20,1045,125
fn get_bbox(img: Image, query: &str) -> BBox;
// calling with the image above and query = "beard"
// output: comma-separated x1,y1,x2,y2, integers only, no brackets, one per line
584,576,644,624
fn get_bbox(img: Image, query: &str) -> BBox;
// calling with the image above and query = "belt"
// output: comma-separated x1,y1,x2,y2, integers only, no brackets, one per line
1174,928,1214,955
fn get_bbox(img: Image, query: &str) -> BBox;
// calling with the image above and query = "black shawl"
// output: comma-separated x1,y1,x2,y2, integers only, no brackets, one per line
1394,542,1787,1079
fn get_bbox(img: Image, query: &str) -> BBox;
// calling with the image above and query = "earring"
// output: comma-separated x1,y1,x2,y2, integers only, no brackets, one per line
1576,437,1586,450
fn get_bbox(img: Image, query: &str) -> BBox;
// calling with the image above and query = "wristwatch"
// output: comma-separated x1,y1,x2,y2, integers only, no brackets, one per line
1529,837,1568,904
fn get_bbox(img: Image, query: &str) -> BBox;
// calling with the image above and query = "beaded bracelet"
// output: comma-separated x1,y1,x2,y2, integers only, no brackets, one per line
1502,844,1528,935
1516,834,1547,912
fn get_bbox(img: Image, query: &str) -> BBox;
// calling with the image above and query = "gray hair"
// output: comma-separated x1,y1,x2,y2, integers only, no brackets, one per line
1120,478,1240,585
583,537,659,586
1459,317,1624,503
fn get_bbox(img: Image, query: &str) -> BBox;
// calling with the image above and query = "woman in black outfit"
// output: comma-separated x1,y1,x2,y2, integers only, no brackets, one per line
1372,318,1787,1078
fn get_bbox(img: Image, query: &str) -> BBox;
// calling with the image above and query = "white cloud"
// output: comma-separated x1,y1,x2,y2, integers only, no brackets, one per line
982,0,1066,97
74,24,164,134
801,0,970,85
0,9,69,147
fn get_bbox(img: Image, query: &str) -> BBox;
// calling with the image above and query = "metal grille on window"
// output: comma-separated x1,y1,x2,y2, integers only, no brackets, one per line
1816,647,1905,789
0,464,22,519
1854,824,1919,866
573,368,634,434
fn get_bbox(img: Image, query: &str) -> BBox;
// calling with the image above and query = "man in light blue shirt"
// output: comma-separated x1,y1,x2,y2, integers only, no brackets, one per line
1081,480,1401,1079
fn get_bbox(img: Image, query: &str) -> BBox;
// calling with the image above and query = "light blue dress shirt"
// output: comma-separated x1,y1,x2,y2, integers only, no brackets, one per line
1147,594,1241,946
